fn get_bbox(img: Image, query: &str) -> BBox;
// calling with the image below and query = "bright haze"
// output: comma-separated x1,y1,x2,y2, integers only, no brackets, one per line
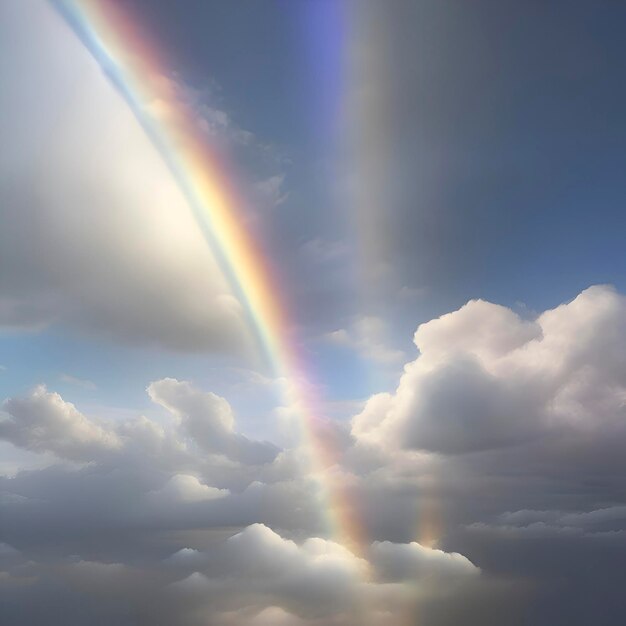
1,1,626,625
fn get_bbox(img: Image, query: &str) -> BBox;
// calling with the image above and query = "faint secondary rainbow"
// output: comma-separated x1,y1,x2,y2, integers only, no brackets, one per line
51,0,367,555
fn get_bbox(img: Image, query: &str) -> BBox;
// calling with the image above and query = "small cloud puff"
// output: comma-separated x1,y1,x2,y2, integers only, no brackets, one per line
0,385,121,461
149,474,229,504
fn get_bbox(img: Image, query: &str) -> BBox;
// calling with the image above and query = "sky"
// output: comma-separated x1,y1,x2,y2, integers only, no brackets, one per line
1,1,625,624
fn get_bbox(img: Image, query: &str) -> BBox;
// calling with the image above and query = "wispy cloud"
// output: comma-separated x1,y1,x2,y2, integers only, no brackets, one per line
59,374,97,391
325,315,405,365
254,174,289,208
300,238,350,265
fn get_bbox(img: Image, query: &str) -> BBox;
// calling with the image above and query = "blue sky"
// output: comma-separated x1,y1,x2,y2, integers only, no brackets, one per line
3,0,625,414
125,0,626,306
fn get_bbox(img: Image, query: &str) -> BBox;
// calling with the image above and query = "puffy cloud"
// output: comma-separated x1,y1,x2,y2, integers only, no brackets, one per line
0,516,478,626
167,524,479,623
149,474,229,504
343,286,626,626
0,379,290,557
1,287,626,625
0,385,121,461
0,380,311,567
0,378,278,469
352,285,626,454
148,378,279,465
413,299,541,363
224,524,365,580
370,540,479,581
0,375,483,625
173,524,367,615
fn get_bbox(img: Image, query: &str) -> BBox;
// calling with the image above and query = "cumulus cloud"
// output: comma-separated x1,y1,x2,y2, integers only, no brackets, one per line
1,286,626,625
172,524,368,617
0,375,482,625
0,379,305,559
1,378,278,469
157,524,479,624
0,507,481,625
343,286,626,625
0,386,121,461
148,378,279,465
370,540,479,581
149,474,229,504
352,285,626,454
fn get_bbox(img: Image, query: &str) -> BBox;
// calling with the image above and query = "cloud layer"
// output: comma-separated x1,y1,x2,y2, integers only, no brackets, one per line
1,285,625,624
0,379,478,625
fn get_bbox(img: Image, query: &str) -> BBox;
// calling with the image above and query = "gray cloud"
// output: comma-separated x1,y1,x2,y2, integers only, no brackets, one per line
148,378,279,465
467,505,626,540
2,286,626,624
344,285,626,625
0,519,481,626
0,374,481,625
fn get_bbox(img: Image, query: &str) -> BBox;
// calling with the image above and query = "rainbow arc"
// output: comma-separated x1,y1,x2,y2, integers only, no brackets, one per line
53,0,368,557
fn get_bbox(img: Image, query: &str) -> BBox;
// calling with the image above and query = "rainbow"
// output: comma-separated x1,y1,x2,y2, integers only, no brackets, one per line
51,0,367,556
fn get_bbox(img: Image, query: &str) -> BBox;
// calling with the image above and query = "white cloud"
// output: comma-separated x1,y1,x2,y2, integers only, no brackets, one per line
150,474,229,504
167,523,478,621
352,285,626,453
370,540,479,581
0,0,251,354
0,378,279,471
148,378,279,465
152,74,256,149
0,385,121,461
